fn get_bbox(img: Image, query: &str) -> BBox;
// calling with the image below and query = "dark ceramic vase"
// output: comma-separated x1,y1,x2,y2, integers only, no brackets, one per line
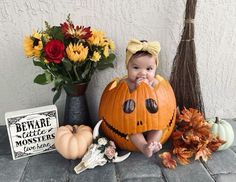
63,83,91,126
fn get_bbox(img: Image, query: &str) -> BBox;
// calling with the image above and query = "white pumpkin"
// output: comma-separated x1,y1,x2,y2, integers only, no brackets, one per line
207,117,234,150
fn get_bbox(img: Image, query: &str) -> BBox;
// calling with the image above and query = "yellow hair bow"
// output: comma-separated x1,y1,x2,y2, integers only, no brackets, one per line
125,39,161,65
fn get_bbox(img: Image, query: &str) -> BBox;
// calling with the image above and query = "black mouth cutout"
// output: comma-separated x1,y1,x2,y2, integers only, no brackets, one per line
103,109,175,140
103,118,128,139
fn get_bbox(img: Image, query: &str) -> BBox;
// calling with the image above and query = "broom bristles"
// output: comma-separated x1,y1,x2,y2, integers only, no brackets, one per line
170,0,205,116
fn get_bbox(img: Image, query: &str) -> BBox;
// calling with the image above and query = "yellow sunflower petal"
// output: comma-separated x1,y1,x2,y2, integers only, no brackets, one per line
103,45,109,58
23,36,34,57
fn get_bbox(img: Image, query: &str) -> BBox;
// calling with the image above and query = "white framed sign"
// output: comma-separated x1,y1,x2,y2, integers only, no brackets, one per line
5,105,59,160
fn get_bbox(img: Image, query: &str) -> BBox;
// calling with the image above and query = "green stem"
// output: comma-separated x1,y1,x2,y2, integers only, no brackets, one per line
73,64,80,81
45,64,56,78
215,117,219,123
66,70,73,81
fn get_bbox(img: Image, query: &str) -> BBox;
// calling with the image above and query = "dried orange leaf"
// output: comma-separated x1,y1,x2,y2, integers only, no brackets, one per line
173,147,193,165
177,121,191,131
172,139,186,148
195,144,211,162
159,152,177,169
172,130,183,140
179,108,204,124
182,130,200,144
194,126,211,139
179,108,193,122
208,137,225,152
177,156,190,165
171,108,223,166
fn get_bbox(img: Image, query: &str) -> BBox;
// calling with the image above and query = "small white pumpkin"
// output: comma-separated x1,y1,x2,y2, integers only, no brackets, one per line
207,117,234,150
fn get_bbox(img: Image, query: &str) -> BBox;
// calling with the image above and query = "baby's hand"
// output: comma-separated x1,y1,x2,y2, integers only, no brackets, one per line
136,77,149,85
136,78,153,87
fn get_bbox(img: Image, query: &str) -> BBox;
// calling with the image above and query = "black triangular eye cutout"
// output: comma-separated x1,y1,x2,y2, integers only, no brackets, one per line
146,98,158,113
123,99,135,113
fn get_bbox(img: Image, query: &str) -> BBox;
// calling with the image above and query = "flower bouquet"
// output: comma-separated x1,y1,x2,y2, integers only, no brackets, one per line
23,14,116,103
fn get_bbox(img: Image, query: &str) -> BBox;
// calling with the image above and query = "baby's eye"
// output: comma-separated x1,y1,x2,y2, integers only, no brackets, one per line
133,66,139,69
147,67,153,71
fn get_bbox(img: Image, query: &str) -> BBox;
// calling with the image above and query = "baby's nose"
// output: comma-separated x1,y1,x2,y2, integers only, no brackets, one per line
139,70,147,76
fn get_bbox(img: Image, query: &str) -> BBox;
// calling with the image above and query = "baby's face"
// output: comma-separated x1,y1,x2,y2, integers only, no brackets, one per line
127,55,157,84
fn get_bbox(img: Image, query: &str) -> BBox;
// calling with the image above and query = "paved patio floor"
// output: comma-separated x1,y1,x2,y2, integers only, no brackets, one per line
1,119,236,182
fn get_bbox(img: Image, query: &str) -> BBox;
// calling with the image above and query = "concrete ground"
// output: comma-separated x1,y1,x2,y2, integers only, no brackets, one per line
1,119,236,182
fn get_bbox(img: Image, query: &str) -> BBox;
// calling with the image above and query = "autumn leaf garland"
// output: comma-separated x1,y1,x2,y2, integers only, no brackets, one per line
159,108,225,169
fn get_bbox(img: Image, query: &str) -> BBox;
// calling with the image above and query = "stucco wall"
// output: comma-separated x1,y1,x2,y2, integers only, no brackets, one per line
0,0,235,125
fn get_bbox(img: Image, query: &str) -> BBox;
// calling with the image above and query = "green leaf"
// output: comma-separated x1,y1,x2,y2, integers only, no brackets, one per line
81,62,92,79
66,14,73,24
45,71,53,83
107,53,116,62
34,73,51,85
54,76,64,86
51,26,64,41
97,63,114,70
53,88,61,104
33,60,47,69
61,75,71,83
62,59,73,72
96,53,116,70
51,66,58,72
102,53,116,63
93,62,98,68
44,21,51,31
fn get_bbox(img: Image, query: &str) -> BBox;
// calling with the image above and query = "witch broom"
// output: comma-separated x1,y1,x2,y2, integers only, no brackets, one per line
170,0,205,116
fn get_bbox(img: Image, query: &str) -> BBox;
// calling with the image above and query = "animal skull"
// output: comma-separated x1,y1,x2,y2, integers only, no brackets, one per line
74,120,130,174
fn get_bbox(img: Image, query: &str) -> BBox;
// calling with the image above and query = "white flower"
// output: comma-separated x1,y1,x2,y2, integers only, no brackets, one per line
98,137,108,145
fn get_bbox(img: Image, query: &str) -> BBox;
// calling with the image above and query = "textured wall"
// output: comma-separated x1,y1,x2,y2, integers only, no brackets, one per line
0,0,235,125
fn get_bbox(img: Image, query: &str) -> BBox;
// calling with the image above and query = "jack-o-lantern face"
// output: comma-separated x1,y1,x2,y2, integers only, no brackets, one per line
99,75,176,151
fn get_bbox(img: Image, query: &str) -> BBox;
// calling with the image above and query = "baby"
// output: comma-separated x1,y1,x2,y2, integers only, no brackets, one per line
123,39,163,157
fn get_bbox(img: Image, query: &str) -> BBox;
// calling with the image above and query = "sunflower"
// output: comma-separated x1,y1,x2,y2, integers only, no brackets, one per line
91,51,101,62
66,43,88,62
88,30,105,46
23,32,43,58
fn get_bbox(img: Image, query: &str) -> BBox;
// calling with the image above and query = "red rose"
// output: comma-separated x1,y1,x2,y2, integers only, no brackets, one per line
44,40,64,64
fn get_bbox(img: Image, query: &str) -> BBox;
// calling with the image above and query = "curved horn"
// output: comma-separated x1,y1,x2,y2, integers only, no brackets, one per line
93,120,103,139
113,152,131,163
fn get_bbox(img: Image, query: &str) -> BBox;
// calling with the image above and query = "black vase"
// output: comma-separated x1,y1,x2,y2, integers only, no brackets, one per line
63,83,91,126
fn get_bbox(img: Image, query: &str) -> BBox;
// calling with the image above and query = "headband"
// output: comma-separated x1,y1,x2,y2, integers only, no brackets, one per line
125,39,161,66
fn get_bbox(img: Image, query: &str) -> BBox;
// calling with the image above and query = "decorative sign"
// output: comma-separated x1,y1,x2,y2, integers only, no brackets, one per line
5,105,59,160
